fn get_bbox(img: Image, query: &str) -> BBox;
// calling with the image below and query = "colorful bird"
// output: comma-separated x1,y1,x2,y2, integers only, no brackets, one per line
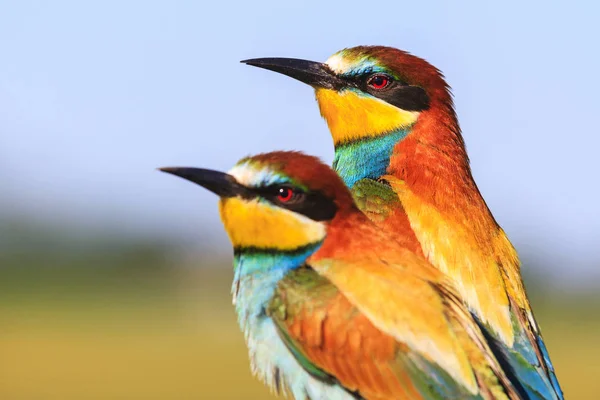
160,151,521,400
242,46,563,399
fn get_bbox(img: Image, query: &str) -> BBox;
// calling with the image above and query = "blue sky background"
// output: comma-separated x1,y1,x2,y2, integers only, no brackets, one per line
1,1,598,284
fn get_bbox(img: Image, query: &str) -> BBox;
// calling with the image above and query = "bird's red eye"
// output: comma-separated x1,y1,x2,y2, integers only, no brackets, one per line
277,187,294,202
367,74,391,89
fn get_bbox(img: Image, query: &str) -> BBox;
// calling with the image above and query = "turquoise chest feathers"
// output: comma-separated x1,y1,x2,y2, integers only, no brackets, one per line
231,246,354,400
333,128,411,188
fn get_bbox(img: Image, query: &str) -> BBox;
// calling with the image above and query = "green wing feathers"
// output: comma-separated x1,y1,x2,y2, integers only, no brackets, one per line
268,265,519,399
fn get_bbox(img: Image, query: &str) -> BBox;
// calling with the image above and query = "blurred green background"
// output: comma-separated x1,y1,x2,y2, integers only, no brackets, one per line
1,219,599,399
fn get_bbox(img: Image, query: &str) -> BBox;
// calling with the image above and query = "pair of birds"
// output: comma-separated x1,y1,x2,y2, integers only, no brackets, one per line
161,46,563,399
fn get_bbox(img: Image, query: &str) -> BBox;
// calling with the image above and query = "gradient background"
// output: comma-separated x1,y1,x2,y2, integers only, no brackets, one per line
1,1,599,399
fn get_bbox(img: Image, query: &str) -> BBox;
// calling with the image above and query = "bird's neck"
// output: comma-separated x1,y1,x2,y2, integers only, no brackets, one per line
333,128,411,188
231,244,322,330
330,103,490,220
387,105,489,219
312,210,412,260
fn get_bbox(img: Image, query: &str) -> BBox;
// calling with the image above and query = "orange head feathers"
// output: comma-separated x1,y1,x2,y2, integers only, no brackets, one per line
241,151,357,213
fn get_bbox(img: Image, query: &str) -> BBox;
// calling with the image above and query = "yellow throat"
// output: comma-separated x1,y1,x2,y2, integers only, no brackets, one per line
315,88,420,144
218,197,326,250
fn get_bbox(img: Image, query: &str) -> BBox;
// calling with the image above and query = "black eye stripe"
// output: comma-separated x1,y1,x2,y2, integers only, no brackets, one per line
340,72,406,88
363,73,405,86
340,72,430,112
370,85,430,111
253,185,337,222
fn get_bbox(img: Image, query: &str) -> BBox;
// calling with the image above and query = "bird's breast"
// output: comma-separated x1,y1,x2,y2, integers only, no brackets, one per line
232,272,354,400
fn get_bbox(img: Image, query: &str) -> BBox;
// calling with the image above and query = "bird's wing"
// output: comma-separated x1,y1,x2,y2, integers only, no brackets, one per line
269,261,517,400
351,178,425,255
477,295,564,400
269,266,464,400
351,179,397,223
491,233,564,400
384,175,563,400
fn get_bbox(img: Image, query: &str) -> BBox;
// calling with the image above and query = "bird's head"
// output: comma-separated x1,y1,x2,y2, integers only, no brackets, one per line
160,151,355,253
243,46,453,146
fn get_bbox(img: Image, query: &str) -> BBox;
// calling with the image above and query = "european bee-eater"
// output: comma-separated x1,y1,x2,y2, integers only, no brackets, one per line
160,151,522,400
243,46,563,399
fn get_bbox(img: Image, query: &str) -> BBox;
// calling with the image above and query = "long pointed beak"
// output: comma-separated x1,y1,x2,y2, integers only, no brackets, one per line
159,167,250,198
241,57,343,90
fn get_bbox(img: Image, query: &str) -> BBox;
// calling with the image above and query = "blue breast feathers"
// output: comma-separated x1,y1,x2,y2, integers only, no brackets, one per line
333,128,410,188
230,246,354,399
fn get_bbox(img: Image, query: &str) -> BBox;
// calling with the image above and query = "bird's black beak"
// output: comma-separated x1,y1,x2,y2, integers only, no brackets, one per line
159,167,250,198
241,57,343,90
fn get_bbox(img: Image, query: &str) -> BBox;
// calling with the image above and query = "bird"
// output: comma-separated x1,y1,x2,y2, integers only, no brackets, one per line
242,46,563,399
160,151,522,400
